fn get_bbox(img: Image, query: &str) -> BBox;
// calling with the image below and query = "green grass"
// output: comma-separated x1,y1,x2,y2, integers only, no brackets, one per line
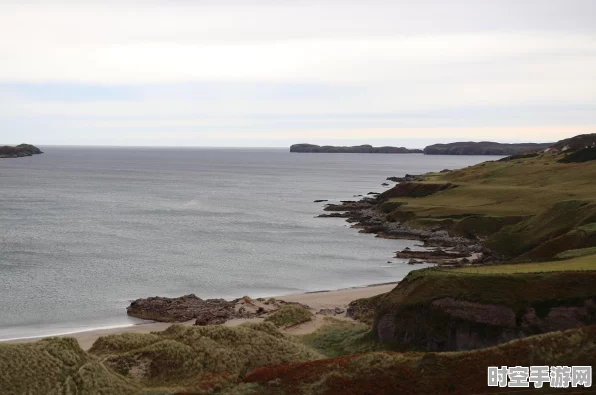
381,153,596,259
264,305,313,328
451,254,596,274
297,318,382,357
555,247,596,259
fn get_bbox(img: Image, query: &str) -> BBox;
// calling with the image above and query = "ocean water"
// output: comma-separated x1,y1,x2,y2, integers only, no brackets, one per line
0,147,491,340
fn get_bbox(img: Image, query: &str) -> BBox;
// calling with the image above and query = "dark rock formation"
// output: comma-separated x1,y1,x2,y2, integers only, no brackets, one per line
0,144,43,158
395,248,468,264
387,174,422,183
290,143,423,153
127,294,236,323
423,141,551,155
317,212,351,218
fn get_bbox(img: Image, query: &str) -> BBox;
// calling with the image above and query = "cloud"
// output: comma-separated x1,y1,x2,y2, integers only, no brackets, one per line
0,1,595,145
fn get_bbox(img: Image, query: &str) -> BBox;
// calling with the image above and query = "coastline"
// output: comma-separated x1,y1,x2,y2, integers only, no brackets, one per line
1,281,398,350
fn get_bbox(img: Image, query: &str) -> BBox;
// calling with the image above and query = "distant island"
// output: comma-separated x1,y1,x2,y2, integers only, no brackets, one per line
291,141,556,155
290,144,423,153
0,144,43,158
423,141,552,155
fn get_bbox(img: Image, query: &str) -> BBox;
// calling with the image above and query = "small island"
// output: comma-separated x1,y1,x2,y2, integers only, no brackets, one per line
290,143,423,153
0,144,43,158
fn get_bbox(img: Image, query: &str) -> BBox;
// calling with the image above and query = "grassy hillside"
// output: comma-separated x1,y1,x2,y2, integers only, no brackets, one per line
452,254,596,273
245,325,596,394
380,151,596,259
0,338,140,395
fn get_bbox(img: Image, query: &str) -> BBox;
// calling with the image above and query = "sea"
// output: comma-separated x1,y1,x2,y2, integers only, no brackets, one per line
0,147,492,341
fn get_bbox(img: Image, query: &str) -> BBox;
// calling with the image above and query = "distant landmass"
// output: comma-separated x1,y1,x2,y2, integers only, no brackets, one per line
0,144,43,158
423,141,552,155
290,144,423,153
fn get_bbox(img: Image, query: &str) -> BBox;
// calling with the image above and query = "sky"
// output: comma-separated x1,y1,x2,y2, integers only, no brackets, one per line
1,0,595,147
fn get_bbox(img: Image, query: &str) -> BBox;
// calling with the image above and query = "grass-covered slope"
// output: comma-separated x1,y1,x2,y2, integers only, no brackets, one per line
381,149,596,260
89,322,322,392
245,325,596,394
370,267,596,351
0,337,140,395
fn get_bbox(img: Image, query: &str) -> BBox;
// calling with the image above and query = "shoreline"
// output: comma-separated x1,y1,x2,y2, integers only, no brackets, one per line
1,281,399,349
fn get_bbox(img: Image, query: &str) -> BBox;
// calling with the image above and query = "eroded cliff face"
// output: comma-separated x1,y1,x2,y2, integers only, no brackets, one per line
372,269,596,352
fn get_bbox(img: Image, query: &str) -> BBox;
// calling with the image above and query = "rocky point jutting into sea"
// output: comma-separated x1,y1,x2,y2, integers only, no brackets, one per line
0,144,43,158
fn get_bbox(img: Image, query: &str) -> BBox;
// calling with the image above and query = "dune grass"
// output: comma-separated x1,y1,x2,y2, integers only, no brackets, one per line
0,337,140,395
264,305,313,328
89,322,322,391
297,318,383,357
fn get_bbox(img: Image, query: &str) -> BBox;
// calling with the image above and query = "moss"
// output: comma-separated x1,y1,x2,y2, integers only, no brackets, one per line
264,306,313,328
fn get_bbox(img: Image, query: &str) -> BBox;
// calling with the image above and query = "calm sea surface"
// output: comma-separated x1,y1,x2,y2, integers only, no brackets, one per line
0,147,492,340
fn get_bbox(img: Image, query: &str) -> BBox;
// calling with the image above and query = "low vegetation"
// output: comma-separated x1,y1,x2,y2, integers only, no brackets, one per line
245,325,596,394
89,322,321,392
263,305,313,328
0,338,140,395
298,318,382,357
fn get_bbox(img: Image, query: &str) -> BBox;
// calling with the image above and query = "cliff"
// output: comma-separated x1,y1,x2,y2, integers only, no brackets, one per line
290,143,423,153
371,268,596,352
423,141,551,155
0,144,43,158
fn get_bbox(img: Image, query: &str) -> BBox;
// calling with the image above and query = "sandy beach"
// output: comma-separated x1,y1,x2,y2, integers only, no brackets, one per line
3,282,397,350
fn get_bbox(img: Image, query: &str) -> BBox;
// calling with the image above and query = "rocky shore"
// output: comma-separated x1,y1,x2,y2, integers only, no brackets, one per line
317,187,492,265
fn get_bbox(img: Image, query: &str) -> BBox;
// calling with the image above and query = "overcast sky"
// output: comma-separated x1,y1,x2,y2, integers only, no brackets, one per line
1,0,595,147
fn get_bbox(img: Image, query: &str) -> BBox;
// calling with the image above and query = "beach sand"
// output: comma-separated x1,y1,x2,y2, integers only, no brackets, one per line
4,282,397,350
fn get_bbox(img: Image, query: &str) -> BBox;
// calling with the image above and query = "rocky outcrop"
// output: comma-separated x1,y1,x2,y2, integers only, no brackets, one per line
0,144,43,158
127,294,313,327
290,144,423,153
386,174,422,183
372,269,596,351
127,294,237,323
395,248,469,264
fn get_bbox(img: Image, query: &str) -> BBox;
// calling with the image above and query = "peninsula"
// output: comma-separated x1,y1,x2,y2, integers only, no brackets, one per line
0,144,43,158
290,143,423,153
423,140,552,155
